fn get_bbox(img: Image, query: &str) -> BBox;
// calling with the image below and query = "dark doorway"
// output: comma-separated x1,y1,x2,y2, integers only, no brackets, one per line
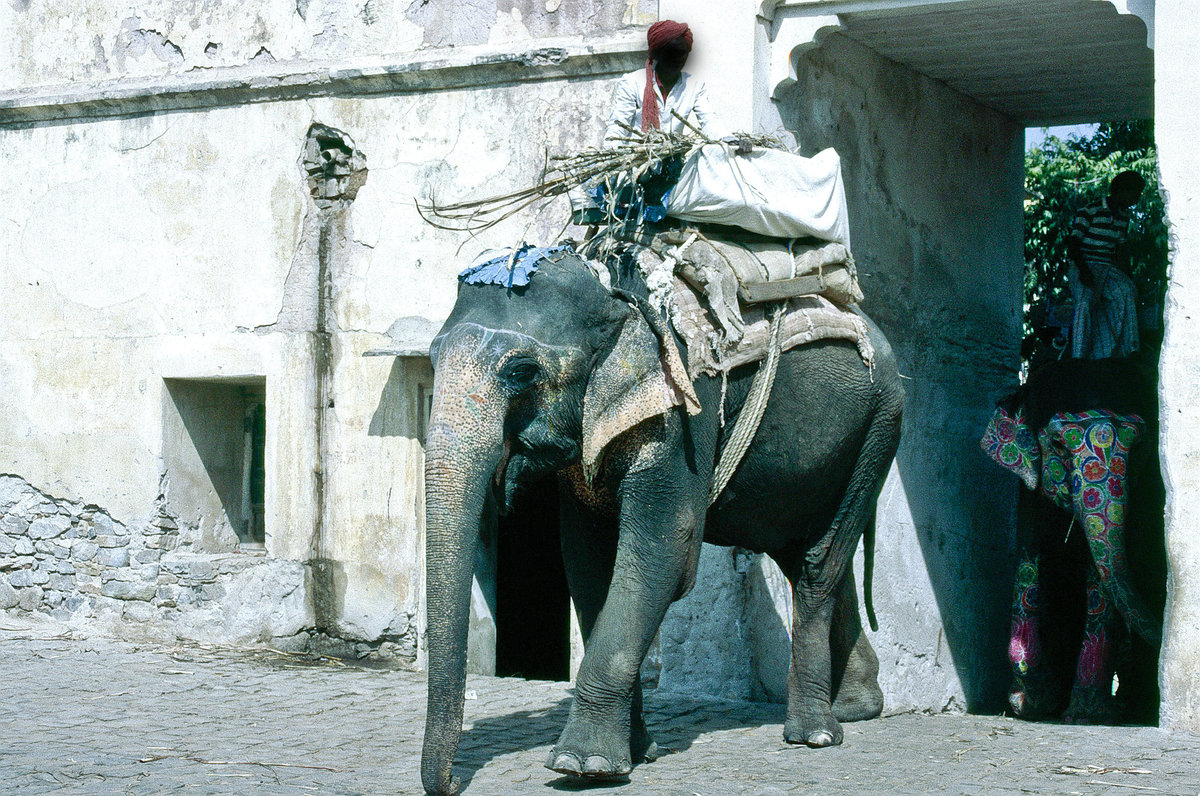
495,475,571,681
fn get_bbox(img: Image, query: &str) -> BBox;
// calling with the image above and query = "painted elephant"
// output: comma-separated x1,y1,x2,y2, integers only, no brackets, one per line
420,249,903,795
981,356,1165,724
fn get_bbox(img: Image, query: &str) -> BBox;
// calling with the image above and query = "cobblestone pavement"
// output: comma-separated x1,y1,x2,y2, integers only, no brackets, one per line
3,619,1199,796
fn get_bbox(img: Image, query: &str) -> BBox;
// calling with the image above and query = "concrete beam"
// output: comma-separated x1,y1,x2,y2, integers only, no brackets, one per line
0,31,643,128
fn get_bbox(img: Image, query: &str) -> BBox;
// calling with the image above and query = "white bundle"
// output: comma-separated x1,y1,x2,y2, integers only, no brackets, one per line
664,144,851,247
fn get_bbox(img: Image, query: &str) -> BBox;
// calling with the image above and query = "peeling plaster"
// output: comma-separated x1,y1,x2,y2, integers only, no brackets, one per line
113,19,185,73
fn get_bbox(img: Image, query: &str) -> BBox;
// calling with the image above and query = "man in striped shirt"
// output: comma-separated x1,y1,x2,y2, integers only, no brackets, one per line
1067,171,1146,359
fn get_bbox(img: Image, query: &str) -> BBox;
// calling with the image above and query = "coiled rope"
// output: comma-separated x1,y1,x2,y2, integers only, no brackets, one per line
708,301,785,506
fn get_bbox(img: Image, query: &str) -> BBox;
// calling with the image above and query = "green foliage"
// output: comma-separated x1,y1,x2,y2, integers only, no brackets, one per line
1023,120,1168,334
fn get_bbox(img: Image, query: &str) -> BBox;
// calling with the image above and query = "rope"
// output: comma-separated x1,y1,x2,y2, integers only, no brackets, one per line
709,301,786,506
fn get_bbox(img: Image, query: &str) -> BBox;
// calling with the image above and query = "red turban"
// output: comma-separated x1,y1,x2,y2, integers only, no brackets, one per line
642,20,693,131
647,20,692,52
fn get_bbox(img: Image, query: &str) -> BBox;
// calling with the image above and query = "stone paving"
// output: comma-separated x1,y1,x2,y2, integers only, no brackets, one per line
2,617,1199,796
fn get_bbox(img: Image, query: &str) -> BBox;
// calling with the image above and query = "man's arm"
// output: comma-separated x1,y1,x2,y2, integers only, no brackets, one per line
690,81,725,140
603,74,640,147
1068,205,1095,288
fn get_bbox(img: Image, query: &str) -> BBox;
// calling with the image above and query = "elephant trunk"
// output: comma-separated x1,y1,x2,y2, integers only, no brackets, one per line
1083,517,1161,647
421,357,505,796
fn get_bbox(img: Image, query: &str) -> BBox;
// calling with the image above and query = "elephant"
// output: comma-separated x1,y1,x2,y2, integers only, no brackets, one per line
981,356,1165,724
420,248,904,795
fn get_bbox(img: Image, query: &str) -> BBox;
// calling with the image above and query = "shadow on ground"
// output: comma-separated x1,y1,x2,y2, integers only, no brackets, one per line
451,690,788,792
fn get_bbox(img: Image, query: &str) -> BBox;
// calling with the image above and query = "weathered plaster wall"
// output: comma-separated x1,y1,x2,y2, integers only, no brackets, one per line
0,0,655,92
1156,0,1200,733
0,50,627,660
772,32,1026,713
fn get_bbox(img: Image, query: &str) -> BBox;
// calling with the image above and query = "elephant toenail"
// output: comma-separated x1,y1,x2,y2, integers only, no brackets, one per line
547,751,582,775
807,731,834,747
582,755,612,774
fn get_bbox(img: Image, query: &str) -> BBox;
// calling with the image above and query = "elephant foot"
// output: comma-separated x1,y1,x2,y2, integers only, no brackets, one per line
1007,667,1065,721
631,719,661,763
783,708,844,748
1063,686,1120,726
546,718,633,779
1008,687,1059,720
832,681,884,723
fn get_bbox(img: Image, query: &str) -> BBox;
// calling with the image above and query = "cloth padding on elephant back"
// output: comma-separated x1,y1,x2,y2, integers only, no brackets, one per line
670,277,874,379
581,307,697,483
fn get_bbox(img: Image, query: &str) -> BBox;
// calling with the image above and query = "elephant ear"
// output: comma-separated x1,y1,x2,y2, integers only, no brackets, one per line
582,305,699,483
981,405,1040,491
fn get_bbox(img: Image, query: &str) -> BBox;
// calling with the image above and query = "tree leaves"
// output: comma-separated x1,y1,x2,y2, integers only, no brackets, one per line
1023,121,1167,340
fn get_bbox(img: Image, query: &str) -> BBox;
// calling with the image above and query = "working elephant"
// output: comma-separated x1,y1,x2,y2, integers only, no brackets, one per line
981,356,1165,724
420,249,903,795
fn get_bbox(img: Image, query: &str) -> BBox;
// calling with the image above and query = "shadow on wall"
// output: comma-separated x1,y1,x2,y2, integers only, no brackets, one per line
368,356,434,441
779,32,1025,712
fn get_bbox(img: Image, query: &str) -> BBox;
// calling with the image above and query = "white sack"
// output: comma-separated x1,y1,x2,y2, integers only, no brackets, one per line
664,144,851,247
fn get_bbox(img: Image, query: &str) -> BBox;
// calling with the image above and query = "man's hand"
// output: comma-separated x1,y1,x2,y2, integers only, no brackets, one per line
721,136,754,156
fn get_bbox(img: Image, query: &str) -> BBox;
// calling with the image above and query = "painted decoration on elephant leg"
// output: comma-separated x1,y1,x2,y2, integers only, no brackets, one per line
1064,568,1118,724
1007,554,1048,717
1009,557,1042,675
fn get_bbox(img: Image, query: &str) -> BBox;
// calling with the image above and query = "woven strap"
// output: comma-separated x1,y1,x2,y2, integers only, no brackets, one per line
708,302,785,505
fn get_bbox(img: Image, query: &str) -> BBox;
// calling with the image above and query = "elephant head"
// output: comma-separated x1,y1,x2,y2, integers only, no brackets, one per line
419,252,695,795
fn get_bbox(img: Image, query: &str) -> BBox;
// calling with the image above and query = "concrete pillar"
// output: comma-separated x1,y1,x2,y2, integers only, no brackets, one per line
1156,0,1200,733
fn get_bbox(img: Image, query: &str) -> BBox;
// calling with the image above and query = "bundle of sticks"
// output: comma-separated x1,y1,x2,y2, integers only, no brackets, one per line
417,114,785,235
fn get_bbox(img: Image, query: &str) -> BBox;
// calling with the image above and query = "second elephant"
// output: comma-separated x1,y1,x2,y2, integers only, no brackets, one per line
982,357,1166,723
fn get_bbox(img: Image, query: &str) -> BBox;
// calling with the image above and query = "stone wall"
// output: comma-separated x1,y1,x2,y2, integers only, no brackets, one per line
0,474,311,642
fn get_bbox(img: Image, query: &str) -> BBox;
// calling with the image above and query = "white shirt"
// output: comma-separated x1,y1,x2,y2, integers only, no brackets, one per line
603,67,724,146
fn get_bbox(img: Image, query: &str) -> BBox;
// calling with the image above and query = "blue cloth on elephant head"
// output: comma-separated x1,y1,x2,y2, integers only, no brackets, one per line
458,244,572,288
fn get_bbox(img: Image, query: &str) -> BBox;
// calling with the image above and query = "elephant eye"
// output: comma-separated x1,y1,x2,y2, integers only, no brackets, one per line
499,357,541,392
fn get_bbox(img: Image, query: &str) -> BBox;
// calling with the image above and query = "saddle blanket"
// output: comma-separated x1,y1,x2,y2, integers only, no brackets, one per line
670,276,875,379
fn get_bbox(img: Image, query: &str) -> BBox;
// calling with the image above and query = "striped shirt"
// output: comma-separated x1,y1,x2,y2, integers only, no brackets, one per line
1068,201,1138,358
1070,201,1131,268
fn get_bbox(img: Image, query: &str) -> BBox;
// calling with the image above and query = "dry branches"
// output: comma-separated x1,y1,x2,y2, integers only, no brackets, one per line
417,123,787,235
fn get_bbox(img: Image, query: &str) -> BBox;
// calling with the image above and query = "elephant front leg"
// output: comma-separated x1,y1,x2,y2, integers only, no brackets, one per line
555,485,658,772
1063,568,1119,724
548,477,703,778
1007,552,1059,718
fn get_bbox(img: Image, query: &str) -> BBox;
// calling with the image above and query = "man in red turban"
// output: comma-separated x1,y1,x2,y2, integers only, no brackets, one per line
603,19,723,144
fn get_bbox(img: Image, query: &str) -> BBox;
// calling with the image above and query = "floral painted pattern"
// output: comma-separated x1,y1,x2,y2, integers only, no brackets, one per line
1037,410,1142,517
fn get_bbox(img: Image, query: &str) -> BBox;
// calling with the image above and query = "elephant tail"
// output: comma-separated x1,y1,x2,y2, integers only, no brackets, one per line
864,511,879,632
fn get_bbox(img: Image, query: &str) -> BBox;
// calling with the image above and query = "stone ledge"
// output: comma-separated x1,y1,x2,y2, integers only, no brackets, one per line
0,31,644,128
